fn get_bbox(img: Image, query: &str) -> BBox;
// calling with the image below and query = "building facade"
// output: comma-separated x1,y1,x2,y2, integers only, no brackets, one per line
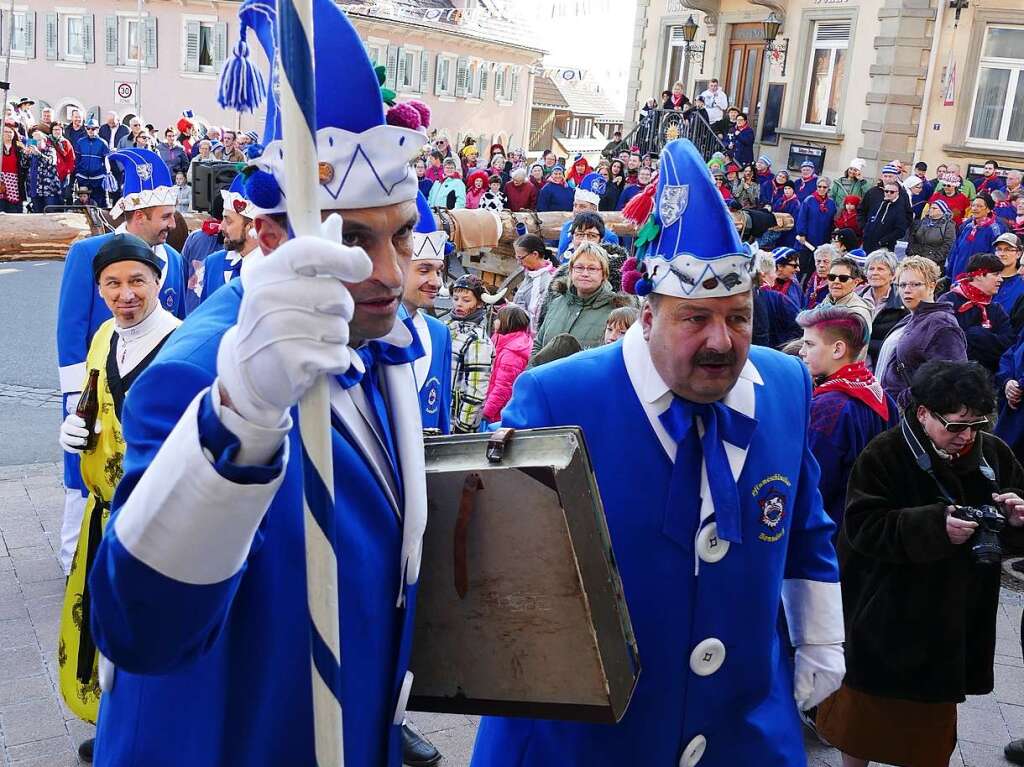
627,0,1024,178
529,73,624,161
4,0,542,148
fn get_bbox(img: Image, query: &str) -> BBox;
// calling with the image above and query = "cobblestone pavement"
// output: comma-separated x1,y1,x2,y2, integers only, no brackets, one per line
0,461,1021,766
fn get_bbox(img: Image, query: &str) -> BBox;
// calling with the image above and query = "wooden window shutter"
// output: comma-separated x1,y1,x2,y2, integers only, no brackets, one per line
184,20,200,72
396,46,407,89
213,22,228,72
510,66,520,102
419,51,430,94
455,56,468,98
434,55,444,96
479,62,489,99
44,12,58,61
83,14,95,63
143,16,157,68
24,11,36,59
385,44,398,90
104,15,118,66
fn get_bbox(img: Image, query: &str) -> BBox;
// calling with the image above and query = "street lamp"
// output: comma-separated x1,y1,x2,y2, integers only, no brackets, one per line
679,15,706,98
753,11,787,156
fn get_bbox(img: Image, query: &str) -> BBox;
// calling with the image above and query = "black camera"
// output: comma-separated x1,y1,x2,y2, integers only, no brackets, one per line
951,505,1005,565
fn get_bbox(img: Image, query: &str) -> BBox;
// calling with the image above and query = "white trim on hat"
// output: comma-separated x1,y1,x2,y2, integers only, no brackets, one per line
411,231,447,262
252,124,425,213
644,251,755,300
574,187,601,207
110,186,178,219
221,189,257,219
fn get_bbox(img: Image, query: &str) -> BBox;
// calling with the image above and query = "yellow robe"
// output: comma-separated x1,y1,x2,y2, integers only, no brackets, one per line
58,320,124,724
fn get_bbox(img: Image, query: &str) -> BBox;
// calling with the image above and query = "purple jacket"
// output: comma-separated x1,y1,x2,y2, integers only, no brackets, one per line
880,301,967,407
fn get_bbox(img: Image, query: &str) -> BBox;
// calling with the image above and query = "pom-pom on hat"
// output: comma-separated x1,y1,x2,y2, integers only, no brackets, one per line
412,192,447,262
636,138,752,300
108,148,177,219
233,0,422,216
574,172,606,207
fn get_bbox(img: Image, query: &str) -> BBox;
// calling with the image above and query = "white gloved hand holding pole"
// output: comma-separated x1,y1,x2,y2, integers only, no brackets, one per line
793,643,845,711
59,413,100,454
216,213,372,429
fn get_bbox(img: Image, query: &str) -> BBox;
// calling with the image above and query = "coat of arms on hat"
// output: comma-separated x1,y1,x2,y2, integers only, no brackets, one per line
591,176,607,197
137,163,153,181
659,184,688,228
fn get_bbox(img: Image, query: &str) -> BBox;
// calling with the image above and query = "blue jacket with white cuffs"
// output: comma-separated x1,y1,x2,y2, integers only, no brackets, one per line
87,282,427,767
56,231,187,490
471,324,842,767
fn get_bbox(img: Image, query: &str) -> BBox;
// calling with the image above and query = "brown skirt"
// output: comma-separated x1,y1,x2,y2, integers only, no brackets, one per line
816,684,957,767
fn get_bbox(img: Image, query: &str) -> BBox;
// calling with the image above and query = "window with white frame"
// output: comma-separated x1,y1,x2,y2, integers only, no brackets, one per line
494,64,510,101
435,53,457,96
398,46,421,91
365,39,386,69
123,17,142,64
197,22,215,71
10,11,29,56
802,21,850,130
63,14,85,60
571,117,580,138
968,26,1024,148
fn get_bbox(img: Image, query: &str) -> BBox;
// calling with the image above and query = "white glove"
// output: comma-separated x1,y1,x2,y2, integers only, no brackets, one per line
216,213,372,428
59,413,101,454
793,643,845,711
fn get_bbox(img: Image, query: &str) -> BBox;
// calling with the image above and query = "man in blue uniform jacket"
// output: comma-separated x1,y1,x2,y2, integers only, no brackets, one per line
87,1,431,765
404,193,453,434
55,147,185,575
197,175,264,305
72,119,110,208
471,139,845,767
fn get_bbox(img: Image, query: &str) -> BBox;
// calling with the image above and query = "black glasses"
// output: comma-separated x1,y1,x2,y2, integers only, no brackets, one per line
826,273,854,283
883,189,899,195
930,411,989,434
781,261,799,268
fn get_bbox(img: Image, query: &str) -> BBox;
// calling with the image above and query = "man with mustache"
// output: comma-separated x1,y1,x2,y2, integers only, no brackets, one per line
471,139,844,767
56,148,186,580
85,1,433,764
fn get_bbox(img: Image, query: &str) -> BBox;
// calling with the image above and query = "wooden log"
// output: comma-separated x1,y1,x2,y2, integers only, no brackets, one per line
0,212,93,260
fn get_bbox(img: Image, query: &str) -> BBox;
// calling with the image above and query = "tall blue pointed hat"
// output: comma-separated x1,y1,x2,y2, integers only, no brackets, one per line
220,173,257,220
636,139,752,299
107,148,176,219
221,0,426,216
412,192,447,262
574,172,606,207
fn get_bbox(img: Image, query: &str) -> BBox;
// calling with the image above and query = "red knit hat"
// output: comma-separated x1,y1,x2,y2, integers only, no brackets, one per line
467,169,489,188
843,195,861,206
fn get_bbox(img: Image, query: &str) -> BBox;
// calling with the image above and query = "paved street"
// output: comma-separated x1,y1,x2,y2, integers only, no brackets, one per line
0,262,64,468
0,462,1018,765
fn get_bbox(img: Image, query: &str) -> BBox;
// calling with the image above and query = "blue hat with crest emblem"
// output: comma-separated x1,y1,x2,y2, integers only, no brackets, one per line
574,172,607,207
635,139,753,300
107,148,176,220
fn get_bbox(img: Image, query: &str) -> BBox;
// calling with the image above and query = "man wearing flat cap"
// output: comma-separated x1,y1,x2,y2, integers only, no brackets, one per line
56,233,181,760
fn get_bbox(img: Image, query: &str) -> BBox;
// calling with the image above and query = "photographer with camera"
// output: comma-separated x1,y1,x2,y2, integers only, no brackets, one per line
816,359,1024,767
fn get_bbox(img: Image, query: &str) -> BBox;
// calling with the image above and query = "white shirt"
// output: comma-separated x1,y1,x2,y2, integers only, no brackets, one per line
112,306,181,376
410,310,433,393
699,88,730,123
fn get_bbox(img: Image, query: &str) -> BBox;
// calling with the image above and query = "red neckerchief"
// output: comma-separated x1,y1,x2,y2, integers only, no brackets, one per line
952,278,994,328
978,176,998,192
966,213,996,241
814,361,889,421
671,94,683,107
813,190,829,213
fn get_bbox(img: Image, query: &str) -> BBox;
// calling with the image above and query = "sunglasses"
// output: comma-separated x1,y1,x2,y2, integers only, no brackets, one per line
930,410,989,434
883,189,899,194
826,273,854,283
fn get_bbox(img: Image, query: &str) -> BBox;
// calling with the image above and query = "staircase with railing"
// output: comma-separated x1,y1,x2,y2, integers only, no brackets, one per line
621,109,728,161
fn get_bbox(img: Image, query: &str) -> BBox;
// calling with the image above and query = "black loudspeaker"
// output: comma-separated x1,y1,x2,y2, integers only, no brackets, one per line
191,162,240,213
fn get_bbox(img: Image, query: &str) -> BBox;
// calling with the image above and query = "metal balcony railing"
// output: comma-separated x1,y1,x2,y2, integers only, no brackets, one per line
623,108,728,161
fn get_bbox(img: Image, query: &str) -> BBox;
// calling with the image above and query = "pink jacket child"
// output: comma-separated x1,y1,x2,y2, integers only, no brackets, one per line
482,306,533,423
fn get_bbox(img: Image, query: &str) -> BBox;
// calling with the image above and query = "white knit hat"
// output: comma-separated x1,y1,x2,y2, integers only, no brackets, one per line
849,158,866,172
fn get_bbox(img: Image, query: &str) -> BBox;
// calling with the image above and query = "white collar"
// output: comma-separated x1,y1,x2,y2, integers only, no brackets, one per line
226,250,243,266
621,322,762,410
114,305,175,341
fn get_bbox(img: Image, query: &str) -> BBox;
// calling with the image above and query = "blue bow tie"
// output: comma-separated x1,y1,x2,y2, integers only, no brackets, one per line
336,317,425,390
658,397,757,543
